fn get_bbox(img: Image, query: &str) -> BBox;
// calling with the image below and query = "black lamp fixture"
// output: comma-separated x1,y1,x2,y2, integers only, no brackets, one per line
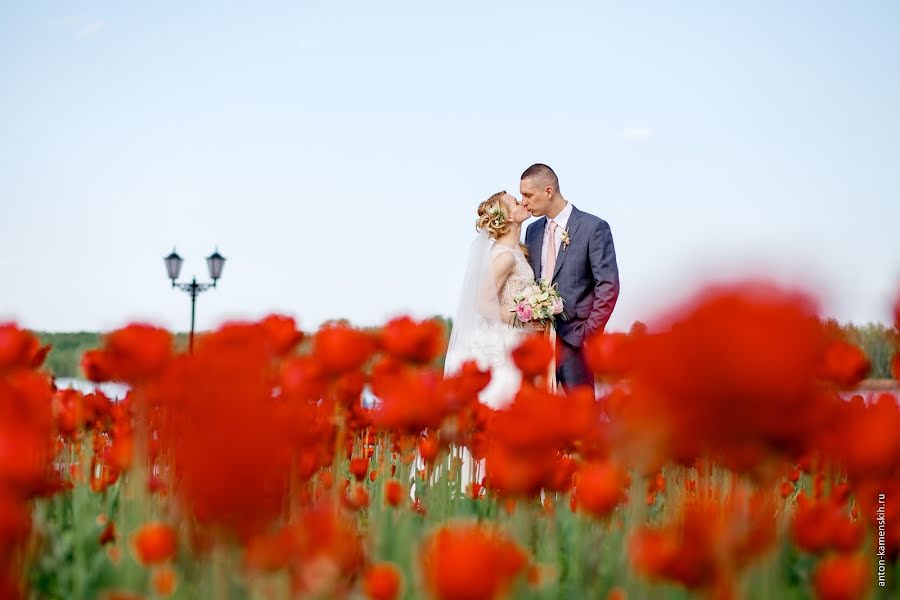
164,247,226,353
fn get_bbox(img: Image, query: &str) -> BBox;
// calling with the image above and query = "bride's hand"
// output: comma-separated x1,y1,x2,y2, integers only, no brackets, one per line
528,320,546,332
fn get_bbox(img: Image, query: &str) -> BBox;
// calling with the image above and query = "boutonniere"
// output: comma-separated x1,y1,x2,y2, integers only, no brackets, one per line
561,228,571,248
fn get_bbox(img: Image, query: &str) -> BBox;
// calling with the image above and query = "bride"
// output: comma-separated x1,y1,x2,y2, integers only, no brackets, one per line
444,191,534,409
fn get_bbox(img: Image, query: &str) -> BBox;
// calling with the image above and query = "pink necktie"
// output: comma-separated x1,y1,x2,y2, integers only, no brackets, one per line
543,221,558,281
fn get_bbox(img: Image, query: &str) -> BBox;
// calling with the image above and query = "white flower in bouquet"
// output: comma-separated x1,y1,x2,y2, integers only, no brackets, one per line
510,279,566,328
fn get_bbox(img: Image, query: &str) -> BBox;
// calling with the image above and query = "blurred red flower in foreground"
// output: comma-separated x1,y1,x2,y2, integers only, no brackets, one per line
573,461,628,519
380,316,445,364
511,335,553,378
613,282,842,471
812,554,868,600
484,384,602,497
0,331,59,600
259,314,304,356
818,340,870,388
420,523,527,600
629,493,775,593
131,522,177,566
243,503,364,596
95,324,173,383
314,324,377,376
155,322,296,540
0,323,49,373
384,480,403,507
791,492,864,554
584,332,635,379
363,561,402,600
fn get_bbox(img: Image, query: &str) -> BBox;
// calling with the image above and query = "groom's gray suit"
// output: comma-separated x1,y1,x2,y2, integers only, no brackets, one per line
525,206,619,389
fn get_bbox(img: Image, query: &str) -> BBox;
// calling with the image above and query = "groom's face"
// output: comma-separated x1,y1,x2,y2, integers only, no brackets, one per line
520,177,553,217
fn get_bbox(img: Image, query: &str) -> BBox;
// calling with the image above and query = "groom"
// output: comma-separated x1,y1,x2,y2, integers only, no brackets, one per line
521,164,620,390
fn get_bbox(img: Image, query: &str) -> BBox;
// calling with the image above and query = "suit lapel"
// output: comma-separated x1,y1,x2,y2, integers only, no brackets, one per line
551,206,581,282
529,217,546,278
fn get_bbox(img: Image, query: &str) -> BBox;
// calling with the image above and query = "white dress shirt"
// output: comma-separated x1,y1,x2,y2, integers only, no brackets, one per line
541,202,573,278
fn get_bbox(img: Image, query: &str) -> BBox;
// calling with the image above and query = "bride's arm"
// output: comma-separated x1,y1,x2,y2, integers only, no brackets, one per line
486,253,516,325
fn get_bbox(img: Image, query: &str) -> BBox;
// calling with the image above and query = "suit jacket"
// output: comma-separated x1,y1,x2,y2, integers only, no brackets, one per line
525,206,619,347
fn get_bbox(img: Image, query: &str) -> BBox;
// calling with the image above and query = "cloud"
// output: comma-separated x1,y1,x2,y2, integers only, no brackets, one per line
49,16,106,38
622,127,652,142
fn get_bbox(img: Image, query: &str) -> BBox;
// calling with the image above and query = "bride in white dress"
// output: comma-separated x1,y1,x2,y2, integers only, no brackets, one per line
444,191,534,409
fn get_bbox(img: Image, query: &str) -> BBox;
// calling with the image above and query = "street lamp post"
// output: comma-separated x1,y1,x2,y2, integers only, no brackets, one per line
164,248,226,353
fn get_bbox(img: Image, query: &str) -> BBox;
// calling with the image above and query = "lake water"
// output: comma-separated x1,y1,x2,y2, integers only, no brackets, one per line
54,377,130,400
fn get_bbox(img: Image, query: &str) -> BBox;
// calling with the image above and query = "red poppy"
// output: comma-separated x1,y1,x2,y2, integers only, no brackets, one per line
384,480,403,507
52,388,86,437
363,562,402,600
831,393,900,480
380,316,445,364
0,324,45,373
483,443,555,497
99,521,116,545
331,371,367,408
349,457,370,481
372,362,451,432
573,461,627,519
780,481,794,498
342,482,369,510
260,314,303,356
818,340,870,388
510,335,553,378
131,522,177,566
439,361,491,412
314,324,377,376
421,523,527,600
791,493,860,554
0,371,55,496
81,349,114,382
105,324,173,382
615,282,837,469
418,435,440,465
584,332,634,379
812,554,868,600
154,323,296,540
151,566,177,597
629,494,775,590
280,355,327,403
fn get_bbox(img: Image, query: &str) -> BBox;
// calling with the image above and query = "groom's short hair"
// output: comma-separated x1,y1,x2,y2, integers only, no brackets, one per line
521,163,559,192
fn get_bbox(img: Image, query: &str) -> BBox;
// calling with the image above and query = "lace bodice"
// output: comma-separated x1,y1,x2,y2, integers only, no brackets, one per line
492,244,535,314
443,238,535,410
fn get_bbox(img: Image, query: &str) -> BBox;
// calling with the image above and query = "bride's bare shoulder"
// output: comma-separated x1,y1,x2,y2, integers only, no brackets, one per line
490,247,515,273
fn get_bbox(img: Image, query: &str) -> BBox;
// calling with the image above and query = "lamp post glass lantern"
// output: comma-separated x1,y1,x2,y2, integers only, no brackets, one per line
207,249,225,284
164,247,225,353
164,250,183,283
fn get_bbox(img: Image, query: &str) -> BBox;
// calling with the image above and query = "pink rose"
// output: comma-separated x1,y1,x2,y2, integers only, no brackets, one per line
552,298,564,315
516,303,533,322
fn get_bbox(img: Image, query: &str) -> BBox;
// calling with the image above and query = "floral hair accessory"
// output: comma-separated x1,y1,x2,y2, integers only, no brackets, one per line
488,204,507,230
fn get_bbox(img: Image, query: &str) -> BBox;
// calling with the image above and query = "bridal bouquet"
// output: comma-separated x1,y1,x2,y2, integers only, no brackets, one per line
511,280,565,326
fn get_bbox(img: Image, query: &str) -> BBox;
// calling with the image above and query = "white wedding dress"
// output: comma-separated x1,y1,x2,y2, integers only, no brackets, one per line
444,234,535,409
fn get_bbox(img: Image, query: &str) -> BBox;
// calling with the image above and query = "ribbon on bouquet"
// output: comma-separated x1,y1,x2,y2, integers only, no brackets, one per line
545,323,558,393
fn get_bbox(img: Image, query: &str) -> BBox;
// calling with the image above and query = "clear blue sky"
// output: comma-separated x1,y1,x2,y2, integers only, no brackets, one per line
1,1,898,333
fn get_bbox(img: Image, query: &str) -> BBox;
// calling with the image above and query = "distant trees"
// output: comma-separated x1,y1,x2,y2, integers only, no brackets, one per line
35,332,100,378
840,321,895,379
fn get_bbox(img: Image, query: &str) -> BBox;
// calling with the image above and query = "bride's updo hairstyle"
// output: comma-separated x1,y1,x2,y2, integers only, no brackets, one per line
476,191,510,239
